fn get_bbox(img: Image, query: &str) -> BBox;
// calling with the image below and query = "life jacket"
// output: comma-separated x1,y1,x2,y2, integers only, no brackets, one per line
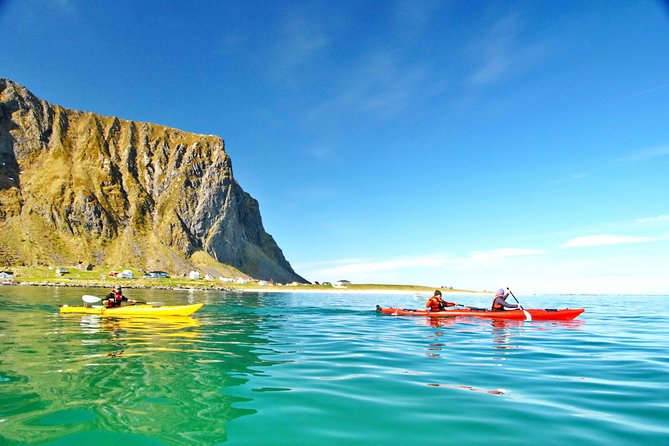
491,296,504,311
427,297,443,311
111,291,123,307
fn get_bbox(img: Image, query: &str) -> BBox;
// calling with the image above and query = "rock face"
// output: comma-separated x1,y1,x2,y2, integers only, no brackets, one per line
0,78,307,283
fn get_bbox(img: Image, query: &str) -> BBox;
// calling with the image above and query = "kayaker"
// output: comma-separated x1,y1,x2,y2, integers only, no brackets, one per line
491,288,518,311
426,290,458,311
102,286,134,308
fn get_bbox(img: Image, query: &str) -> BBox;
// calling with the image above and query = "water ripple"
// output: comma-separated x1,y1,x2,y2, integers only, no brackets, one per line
1,289,668,445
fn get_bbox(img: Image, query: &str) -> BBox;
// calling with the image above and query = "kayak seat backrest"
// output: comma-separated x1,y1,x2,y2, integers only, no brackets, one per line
545,309,558,312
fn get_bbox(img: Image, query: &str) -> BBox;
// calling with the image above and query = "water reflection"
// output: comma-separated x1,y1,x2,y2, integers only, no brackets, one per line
0,288,285,445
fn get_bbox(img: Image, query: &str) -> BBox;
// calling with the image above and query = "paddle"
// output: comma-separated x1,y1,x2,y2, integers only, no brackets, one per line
507,288,532,321
81,295,164,306
82,295,102,304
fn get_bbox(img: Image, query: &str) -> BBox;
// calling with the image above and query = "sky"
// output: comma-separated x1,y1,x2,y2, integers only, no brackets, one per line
1,0,668,294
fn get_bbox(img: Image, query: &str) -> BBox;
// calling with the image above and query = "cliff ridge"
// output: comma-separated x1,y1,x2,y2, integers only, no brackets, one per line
0,78,306,283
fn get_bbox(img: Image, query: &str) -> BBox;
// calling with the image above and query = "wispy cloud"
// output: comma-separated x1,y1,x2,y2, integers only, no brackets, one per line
629,83,667,98
392,0,442,38
268,13,330,83
467,13,549,85
553,144,669,185
295,257,374,269
306,52,441,121
618,146,669,162
301,255,452,278
18,0,79,20
634,214,669,225
550,171,589,184
303,143,337,161
561,233,669,248
468,248,546,262
300,247,547,280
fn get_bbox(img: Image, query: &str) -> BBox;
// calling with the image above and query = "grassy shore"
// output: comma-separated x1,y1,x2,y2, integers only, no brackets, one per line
1,266,481,294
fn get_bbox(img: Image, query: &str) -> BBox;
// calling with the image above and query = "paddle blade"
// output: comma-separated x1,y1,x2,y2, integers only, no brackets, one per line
82,295,101,303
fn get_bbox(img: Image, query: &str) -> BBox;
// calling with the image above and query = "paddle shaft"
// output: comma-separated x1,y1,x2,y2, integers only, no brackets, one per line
506,289,523,308
507,288,532,321
82,295,162,306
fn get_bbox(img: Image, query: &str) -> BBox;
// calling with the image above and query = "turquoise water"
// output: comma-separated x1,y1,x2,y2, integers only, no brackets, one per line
1,287,668,445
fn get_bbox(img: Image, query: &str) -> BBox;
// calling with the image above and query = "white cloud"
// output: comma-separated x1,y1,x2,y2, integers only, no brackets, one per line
296,254,461,285
294,244,669,293
561,233,669,248
468,248,546,262
634,214,669,225
307,255,451,277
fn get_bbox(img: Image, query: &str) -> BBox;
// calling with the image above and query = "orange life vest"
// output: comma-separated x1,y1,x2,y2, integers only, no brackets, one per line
426,297,443,311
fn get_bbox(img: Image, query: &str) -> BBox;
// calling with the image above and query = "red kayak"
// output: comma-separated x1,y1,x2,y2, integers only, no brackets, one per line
376,306,584,321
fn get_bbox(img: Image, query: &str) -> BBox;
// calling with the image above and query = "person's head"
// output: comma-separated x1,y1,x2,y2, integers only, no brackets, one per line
496,288,505,296
114,286,122,293
434,290,442,297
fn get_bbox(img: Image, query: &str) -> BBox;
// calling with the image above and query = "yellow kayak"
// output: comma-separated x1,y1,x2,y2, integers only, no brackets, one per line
59,303,204,317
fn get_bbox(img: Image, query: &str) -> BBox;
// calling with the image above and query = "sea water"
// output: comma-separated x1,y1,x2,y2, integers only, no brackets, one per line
0,287,667,445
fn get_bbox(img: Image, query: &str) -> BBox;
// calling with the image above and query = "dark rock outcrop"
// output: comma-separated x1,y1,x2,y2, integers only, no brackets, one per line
0,78,306,283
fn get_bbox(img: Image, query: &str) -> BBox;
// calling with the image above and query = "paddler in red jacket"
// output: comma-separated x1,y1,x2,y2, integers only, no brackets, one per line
426,290,458,311
102,286,135,308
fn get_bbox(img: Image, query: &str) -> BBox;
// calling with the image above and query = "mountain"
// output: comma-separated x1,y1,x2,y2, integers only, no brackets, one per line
0,78,307,283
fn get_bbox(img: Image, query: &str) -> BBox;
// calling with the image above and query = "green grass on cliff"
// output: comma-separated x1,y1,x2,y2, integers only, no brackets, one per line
4,266,478,293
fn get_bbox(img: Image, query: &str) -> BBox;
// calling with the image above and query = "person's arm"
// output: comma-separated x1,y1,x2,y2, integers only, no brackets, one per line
500,298,518,309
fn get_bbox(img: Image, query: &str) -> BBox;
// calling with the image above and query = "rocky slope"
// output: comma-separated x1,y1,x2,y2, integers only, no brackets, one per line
0,78,306,283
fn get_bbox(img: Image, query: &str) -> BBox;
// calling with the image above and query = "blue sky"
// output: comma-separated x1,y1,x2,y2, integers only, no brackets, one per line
2,0,668,293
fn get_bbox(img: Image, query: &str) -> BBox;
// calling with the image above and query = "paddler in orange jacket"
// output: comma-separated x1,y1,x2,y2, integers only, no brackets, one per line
426,290,458,311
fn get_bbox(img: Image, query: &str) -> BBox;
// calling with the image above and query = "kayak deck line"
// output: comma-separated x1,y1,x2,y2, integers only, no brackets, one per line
59,303,204,317
376,305,584,321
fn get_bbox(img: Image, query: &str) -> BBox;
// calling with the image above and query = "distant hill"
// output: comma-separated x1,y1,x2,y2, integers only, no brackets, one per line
0,78,307,283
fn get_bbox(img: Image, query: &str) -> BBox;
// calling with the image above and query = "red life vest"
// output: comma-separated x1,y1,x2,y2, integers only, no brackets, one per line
111,291,123,307
426,297,443,311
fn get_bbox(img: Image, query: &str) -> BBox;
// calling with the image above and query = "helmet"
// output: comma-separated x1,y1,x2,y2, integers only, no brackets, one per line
114,286,122,291
496,288,505,295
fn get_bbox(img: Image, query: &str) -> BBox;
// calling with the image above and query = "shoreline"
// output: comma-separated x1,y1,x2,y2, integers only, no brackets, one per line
242,287,485,295
1,281,483,295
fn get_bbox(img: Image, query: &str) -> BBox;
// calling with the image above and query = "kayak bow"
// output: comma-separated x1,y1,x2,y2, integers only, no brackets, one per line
376,306,584,321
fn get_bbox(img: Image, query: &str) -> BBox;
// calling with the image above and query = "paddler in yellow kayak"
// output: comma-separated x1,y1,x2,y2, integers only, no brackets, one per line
102,286,136,308
425,290,459,312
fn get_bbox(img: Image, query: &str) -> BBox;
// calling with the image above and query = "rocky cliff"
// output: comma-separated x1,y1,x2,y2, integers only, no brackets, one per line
0,78,306,283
